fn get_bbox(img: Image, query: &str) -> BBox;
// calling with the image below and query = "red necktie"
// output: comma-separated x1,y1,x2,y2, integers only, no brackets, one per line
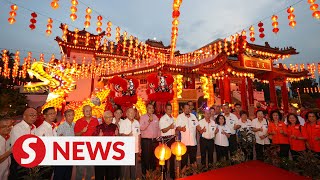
169,115,173,118
52,123,56,130
30,125,35,130
3,135,10,141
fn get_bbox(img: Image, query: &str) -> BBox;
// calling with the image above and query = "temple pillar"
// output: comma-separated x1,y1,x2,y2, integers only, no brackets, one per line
269,79,277,107
247,77,254,106
281,80,289,113
219,79,224,104
223,76,231,104
240,77,248,111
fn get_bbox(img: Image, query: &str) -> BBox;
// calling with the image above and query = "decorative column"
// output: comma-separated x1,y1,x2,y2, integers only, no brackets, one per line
240,77,248,111
172,75,183,118
223,76,231,104
208,77,215,107
269,78,277,107
281,80,289,113
219,78,224,104
247,77,254,106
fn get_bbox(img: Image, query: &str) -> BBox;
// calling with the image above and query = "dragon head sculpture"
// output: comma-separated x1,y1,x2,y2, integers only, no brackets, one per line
24,62,77,110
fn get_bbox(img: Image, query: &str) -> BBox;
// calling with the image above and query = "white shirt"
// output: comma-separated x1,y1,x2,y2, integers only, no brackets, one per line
119,118,140,153
284,116,305,126
56,121,75,136
214,125,231,147
176,113,199,146
10,120,36,147
0,136,11,180
223,113,238,134
35,121,57,136
159,114,176,136
251,118,270,145
198,118,216,139
236,119,252,131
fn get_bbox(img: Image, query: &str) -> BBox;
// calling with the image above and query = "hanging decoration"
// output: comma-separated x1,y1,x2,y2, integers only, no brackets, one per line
62,24,68,41
96,15,103,33
73,28,79,45
122,31,127,55
307,0,320,19
115,27,121,43
46,18,53,36
70,0,78,21
1,50,9,78
29,12,37,30
51,0,59,10
271,15,279,34
249,25,255,42
200,76,209,99
176,74,183,98
8,4,18,24
287,7,297,28
170,0,183,61
84,7,92,28
106,21,112,38
12,51,20,79
258,21,265,38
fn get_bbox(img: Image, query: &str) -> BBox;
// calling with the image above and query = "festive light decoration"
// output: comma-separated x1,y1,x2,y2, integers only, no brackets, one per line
176,74,183,98
70,0,78,21
170,141,186,161
200,76,209,99
62,24,68,41
46,18,53,36
154,143,171,165
8,4,18,24
249,26,255,42
106,21,112,38
51,0,59,10
96,15,103,33
1,50,9,78
271,15,279,34
12,51,20,79
287,7,297,28
258,21,265,38
170,0,183,61
84,7,92,28
207,77,214,107
73,28,79,45
134,97,147,115
307,0,320,19
29,12,37,30
115,27,121,43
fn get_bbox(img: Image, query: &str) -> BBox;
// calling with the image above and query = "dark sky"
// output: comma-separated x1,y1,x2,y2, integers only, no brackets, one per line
0,0,319,65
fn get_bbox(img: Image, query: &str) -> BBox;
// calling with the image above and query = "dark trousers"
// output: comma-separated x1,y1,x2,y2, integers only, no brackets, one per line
200,137,214,165
8,155,29,180
141,138,157,174
181,146,197,169
279,144,290,158
256,144,270,161
53,166,72,180
163,138,175,179
215,145,229,161
95,166,118,180
229,134,237,156
290,150,303,161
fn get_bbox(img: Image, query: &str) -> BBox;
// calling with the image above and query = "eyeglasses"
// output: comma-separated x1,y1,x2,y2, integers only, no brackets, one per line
104,116,113,119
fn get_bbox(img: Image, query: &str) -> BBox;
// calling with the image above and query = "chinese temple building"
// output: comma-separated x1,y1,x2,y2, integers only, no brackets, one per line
55,24,309,115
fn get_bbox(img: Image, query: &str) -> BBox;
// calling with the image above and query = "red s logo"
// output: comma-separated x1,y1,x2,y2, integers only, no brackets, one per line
12,134,46,168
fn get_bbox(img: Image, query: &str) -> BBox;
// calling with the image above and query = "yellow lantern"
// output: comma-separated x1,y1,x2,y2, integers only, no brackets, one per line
170,141,186,161
154,144,172,165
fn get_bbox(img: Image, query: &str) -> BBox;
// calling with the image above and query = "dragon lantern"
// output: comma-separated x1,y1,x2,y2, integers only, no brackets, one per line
108,76,139,111
24,62,76,110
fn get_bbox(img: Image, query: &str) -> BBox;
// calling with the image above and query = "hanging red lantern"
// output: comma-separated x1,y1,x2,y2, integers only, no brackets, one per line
106,21,112,38
172,10,180,18
287,7,296,28
46,18,53,35
84,7,92,28
96,15,103,33
70,0,78,21
249,26,255,42
29,12,37,30
258,21,265,38
307,0,320,19
51,0,59,10
271,15,279,34
8,4,18,24
115,27,121,42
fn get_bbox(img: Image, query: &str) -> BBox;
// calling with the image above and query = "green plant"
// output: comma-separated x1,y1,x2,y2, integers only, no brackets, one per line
238,128,255,161
264,145,281,167
295,151,320,179
143,169,162,180
19,166,53,180
180,162,207,177
230,149,246,164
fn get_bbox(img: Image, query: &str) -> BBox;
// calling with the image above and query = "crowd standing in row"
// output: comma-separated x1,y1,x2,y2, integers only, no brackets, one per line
0,101,320,180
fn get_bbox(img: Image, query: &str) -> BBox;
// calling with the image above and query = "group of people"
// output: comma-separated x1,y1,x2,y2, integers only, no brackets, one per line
0,101,320,180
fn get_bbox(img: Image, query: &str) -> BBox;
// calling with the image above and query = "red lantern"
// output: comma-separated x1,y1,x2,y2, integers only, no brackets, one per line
29,12,37,30
106,21,112,37
258,21,265,38
172,10,180,18
70,0,78,21
271,15,279,34
287,7,296,28
8,4,18,24
96,15,103,33
46,18,53,36
249,26,255,42
307,0,320,19
51,0,59,10
84,7,92,28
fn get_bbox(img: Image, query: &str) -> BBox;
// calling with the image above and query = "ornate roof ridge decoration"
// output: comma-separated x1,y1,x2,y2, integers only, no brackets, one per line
58,23,105,37
247,42,299,55
145,39,171,49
